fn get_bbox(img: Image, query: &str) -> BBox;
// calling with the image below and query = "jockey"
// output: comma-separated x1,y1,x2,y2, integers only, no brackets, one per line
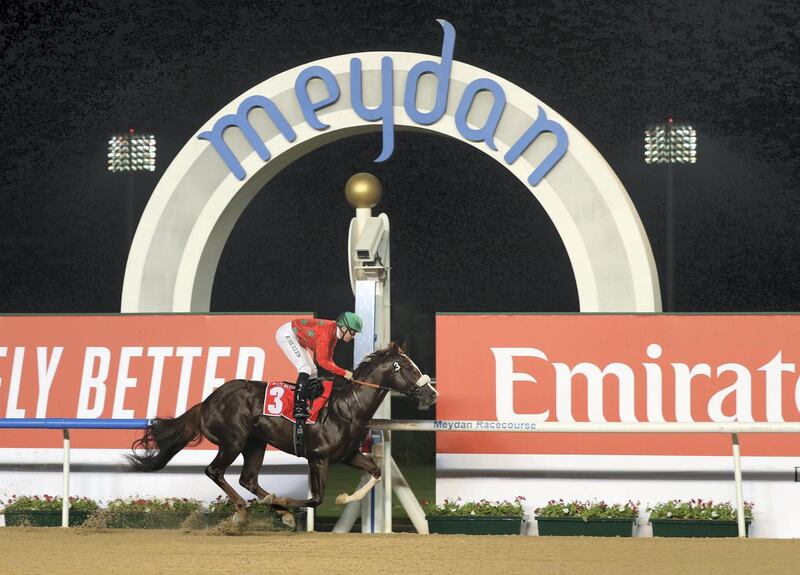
275,312,363,420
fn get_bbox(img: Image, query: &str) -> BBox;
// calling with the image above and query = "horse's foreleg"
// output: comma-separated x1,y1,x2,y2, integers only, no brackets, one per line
268,458,329,529
335,451,381,504
238,439,273,504
206,443,248,523
270,457,330,509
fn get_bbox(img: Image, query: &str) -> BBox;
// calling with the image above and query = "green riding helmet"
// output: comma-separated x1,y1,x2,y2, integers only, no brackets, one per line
336,311,363,333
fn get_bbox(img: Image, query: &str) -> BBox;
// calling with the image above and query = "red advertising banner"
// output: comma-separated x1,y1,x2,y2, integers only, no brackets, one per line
0,314,310,449
437,314,800,456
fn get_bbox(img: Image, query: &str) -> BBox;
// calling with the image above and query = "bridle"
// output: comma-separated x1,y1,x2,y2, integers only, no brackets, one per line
327,356,435,425
350,357,433,400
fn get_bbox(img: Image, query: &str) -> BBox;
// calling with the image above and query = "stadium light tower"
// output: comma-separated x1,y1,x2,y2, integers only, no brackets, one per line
107,129,157,243
644,118,696,312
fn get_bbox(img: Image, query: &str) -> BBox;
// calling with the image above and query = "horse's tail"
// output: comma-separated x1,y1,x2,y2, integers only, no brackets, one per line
125,403,204,472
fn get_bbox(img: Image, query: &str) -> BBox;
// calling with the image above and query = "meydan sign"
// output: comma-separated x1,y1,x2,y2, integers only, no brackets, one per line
199,20,567,187
122,19,660,314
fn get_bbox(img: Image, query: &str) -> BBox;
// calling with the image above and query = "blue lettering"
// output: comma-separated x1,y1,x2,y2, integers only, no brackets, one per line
504,106,569,186
350,56,395,162
197,95,297,181
295,65,341,130
455,78,506,150
403,19,456,125
197,20,570,183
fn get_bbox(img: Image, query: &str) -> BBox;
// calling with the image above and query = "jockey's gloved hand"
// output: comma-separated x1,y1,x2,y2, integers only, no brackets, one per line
344,370,353,380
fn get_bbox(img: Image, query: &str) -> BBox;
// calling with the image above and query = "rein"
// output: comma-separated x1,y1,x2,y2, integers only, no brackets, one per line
350,378,385,390
348,376,425,400
325,378,388,429
327,375,408,427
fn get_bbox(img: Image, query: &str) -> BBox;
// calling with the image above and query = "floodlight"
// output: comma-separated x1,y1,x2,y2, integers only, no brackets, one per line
108,132,157,172
643,118,698,312
644,121,696,164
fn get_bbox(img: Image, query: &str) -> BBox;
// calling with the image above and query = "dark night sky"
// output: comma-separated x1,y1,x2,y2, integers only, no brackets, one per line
1,0,799,373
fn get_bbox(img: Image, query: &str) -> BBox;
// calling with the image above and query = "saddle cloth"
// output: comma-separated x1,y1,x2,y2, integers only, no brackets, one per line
262,379,333,424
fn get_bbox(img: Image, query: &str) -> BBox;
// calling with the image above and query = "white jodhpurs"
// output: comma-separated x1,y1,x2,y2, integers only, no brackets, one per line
275,322,317,378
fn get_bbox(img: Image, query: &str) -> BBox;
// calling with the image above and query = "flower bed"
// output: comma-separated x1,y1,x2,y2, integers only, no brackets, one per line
1,494,302,530
534,500,638,537
423,497,525,535
2,495,99,527
648,500,753,538
102,497,202,528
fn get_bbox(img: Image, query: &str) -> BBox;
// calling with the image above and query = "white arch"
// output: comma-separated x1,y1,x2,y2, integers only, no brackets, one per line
121,52,661,312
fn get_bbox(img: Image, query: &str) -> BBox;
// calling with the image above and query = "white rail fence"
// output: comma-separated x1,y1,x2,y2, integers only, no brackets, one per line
3,418,800,536
371,420,800,537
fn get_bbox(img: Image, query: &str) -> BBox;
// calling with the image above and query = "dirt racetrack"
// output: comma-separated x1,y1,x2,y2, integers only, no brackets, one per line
1,528,799,574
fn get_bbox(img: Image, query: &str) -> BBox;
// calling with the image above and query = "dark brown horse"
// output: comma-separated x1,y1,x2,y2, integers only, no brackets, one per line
126,342,437,525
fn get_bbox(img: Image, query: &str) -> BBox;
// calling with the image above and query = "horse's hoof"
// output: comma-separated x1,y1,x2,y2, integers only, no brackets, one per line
335,493,349,505
280,511,295,529
232,511,247,525
259,494,274,505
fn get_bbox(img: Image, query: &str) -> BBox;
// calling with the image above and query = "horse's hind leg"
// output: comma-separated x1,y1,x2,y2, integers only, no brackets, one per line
238,439,273,504
205,443,248,523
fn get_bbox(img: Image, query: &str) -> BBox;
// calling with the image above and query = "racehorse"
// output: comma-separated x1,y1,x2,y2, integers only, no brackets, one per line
126,342,437,526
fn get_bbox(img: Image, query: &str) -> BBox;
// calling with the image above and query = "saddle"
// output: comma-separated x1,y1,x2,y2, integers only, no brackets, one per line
262,378,333,425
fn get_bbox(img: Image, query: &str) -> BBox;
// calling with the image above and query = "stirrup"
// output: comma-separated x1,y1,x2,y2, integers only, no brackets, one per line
293,401,310,420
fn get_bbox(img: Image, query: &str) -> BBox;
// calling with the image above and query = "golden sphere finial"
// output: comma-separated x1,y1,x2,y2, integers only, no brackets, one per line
345,172,382,208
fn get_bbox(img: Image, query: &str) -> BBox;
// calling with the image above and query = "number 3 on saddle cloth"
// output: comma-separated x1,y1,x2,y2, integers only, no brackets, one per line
262,379,334,424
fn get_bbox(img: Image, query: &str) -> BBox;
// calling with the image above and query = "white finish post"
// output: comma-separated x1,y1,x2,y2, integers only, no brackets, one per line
383,430,392,533
366,429,385,533
306,501,314,532
349,200,392,533
732,433,746,537
355,280,381,532
62,429,70,528
374,273,392,533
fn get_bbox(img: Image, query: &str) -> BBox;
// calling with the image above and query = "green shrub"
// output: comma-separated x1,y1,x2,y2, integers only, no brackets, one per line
105,497,202,513
535,499,639,520
2,495,99,513
648,499,753,521
423,496,525,517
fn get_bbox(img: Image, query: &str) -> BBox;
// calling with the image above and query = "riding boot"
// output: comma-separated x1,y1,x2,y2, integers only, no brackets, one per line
293,373,310,456
293,373,311,420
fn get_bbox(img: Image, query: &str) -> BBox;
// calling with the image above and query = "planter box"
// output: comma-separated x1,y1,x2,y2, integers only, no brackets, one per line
536,516,635,537
426,516,524,535
651,519,751,538
3,510,94,527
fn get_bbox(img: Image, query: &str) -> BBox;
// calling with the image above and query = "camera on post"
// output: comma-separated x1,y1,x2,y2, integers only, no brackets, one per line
353,218,386,263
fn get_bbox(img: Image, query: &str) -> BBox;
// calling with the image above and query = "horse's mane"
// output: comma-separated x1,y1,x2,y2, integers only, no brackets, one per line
353,341,404,379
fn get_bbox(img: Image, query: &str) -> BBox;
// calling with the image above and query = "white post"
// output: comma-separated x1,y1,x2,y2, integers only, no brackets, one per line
390,458,428,533
306,499,315,532
345,175,393,533
355,280,382,532
382,430,392,533
732,433,746,537
62,429,70,528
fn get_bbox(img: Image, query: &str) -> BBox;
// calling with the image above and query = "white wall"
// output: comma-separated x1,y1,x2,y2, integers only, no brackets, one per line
0,448,308,517
437,454,800,538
